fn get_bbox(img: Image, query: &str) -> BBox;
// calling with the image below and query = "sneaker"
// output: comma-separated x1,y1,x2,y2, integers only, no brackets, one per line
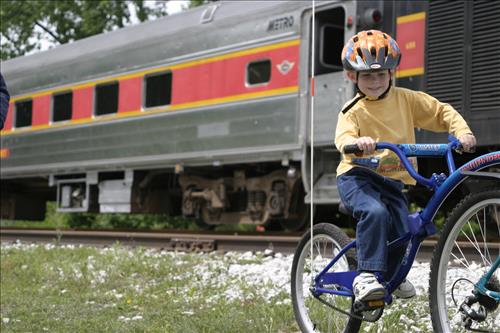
353,272,385,301
393,279,416,299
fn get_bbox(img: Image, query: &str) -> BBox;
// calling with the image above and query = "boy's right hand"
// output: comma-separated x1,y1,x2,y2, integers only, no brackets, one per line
355,136,376,155
458,133,476,153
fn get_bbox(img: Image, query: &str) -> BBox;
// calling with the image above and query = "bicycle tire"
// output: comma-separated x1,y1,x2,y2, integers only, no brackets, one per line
291,223,362,333
429,189,500,333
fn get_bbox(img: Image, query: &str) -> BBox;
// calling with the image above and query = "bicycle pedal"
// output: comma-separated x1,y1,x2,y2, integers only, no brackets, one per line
353,299,385,312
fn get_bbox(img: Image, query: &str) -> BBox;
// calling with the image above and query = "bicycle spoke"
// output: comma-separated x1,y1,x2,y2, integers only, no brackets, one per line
469,213,489,266
463,221,490,267
480,207,493,264
452,240,471,269
495,206,500,258
477,209,492,265
314,241,322,260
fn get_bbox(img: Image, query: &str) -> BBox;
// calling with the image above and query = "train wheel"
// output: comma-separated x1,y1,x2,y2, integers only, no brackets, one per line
195,205,217,230
278,182,309,231
278,204,309,231
194,218,215,230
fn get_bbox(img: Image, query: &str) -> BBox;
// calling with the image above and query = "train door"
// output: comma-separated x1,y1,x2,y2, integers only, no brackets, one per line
302,3,356,208
312,3,356,146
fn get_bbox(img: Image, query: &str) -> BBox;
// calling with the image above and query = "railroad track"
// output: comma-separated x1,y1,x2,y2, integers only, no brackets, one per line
0,228,301,254
0,227,483,260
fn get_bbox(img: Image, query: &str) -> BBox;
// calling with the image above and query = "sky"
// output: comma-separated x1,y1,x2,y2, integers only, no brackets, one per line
165,0,189,15
130,0,189,23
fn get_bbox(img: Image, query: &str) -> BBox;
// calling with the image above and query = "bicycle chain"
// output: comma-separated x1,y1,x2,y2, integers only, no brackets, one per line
313,294,380,323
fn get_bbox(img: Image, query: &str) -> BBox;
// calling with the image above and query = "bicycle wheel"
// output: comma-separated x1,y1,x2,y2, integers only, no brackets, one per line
291,223,361,333
429,189,500,333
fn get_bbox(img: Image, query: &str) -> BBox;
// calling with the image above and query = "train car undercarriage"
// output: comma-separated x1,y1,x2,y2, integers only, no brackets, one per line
1,163,310,231
179,166,307,230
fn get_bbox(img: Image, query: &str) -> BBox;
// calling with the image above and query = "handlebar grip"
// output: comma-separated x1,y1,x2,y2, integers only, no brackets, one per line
343,144,363,154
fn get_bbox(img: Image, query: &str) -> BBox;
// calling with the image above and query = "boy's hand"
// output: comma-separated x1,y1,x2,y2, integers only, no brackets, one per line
355,136,376,155
458,133,476,152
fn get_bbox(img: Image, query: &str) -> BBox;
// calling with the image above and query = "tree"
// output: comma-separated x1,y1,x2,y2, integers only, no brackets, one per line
189,0,210,7
0,0,173,60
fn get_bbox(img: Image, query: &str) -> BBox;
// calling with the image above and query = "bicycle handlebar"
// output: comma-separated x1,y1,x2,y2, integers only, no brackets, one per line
343,144,364,154
342,136,464,188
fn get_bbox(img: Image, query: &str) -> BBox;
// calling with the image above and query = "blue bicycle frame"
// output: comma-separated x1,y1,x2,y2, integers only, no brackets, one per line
312,137,500,304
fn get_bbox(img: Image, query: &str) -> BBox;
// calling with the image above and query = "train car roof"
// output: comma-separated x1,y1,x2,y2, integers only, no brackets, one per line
2,1,317,96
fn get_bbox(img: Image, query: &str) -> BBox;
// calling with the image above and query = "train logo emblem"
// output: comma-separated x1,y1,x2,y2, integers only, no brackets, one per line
277,60,294,75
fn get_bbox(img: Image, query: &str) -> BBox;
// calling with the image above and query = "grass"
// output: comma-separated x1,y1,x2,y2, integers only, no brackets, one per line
0,201,258,233
0,242,437,333
1,201,439,238
1,243,296,333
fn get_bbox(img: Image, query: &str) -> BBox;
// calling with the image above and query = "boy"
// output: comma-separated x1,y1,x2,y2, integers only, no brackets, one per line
335,30,476,301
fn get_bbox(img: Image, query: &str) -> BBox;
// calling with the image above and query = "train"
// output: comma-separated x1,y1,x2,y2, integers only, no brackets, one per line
1,0,499,230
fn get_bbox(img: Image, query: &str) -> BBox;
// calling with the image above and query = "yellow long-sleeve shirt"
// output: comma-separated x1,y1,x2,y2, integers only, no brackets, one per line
335,86,473,184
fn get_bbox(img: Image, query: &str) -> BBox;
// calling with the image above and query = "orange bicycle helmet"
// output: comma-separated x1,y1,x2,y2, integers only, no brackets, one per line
341,30,401,72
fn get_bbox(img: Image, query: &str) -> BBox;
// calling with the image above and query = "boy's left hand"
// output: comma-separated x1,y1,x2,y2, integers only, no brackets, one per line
458,133,476,152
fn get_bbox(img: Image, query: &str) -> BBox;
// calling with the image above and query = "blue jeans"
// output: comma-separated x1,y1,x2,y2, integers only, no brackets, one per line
337,168,409,278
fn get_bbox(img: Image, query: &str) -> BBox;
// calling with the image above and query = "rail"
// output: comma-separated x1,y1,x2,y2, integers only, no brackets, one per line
1,228,487,260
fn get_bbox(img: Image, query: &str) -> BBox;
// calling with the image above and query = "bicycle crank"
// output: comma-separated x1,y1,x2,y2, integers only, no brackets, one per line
313,292,384,323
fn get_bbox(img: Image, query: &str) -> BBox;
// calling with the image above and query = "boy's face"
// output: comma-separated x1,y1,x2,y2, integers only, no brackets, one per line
347,70,391,98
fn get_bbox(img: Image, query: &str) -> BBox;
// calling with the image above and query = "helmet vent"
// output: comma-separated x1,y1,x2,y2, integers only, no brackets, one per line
367,31,373,35
383,33,388,39
353,36,359,42
384,46,388,57
357,48,363,58
370,47,377,57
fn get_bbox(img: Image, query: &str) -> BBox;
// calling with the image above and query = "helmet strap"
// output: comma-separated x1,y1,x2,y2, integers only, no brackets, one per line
355,72,366,97
377,79,392,99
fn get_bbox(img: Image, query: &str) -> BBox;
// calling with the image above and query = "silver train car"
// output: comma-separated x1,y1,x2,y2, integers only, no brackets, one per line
1,0,499,229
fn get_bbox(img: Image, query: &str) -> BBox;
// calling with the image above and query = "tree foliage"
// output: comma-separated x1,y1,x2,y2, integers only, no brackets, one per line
0,0,215,61
189,0,210,7
0,0,174,60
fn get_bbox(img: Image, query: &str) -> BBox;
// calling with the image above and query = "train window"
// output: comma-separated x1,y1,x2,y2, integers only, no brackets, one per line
315,7,345,75
95,81,119,116
52,91,73,122
14,99,32,128
320,24,344,70
247,60,271,86
144,72,172,108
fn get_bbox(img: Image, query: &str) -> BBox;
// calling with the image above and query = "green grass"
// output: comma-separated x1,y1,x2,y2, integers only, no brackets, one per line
0,202,258,233
1,243,296,332
0,242,436,332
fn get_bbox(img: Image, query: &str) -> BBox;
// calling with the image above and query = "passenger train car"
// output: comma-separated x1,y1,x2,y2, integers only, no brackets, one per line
1,0,499,229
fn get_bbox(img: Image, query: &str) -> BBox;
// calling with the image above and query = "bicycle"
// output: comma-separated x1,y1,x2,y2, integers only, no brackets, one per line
291,136,500,332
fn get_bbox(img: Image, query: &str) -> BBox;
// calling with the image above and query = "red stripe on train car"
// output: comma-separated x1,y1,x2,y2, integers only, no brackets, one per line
73,87,93,120
0,148,9,158
171,44,299,105
32,95,50,126
118,77,142,113
3,103,14,130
